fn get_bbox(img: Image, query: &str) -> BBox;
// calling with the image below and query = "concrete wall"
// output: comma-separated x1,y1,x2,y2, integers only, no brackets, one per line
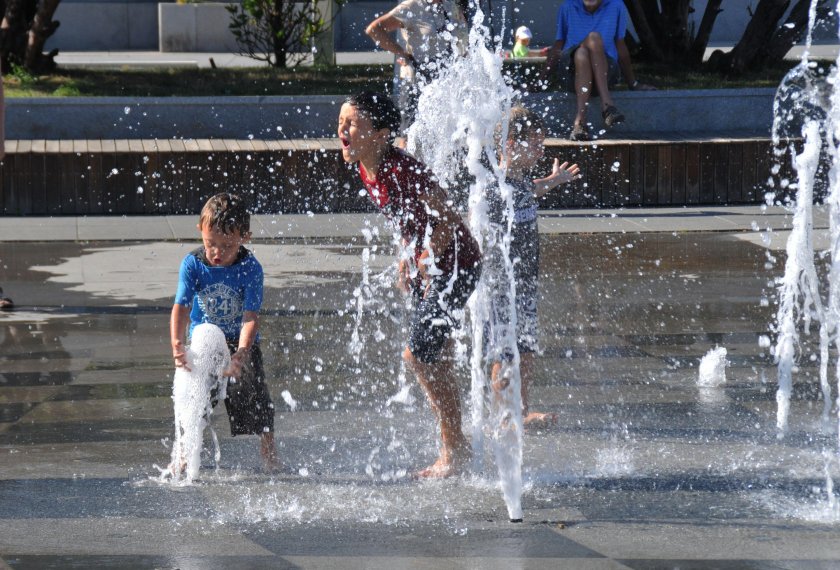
48,0,158,50
43,0,838,53
5,89,776,140
158,3,239,52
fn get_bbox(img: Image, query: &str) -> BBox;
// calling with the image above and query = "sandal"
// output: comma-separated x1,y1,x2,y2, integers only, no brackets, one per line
0,288,12,310
602,105,625,127
569,123,590,141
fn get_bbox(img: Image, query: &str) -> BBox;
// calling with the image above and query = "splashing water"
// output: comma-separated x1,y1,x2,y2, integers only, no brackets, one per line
772,0,838,439
771,0,840,511
407,8,524,521
698,346,728,388
158,323,230,484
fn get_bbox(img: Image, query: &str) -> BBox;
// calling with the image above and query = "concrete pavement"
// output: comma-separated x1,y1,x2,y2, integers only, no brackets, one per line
4,203,840,568
0,205,808,243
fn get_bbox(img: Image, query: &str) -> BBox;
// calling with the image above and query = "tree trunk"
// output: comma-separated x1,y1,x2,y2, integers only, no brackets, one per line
760,0,832,64
714,0,790,75
270,0,287,68
622,0,665,62
1,0,60,73
660,0,692,55
1,0,26,72
24,0,60,72
638,0,662,38
687,0,722,66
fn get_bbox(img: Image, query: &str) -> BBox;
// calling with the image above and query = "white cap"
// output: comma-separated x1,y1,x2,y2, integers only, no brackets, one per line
515,26,532,40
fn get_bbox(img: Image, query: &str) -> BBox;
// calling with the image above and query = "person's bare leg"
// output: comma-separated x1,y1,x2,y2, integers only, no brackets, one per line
404,347,470,478
260,431,280,472
491,355,557,430
519,353,557,428
572,46,593,128
581,32,614,112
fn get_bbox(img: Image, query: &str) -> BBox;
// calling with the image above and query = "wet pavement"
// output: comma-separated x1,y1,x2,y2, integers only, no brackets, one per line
3,207,840,569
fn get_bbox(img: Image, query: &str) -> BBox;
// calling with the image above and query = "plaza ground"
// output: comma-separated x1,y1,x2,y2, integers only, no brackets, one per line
2,206,840,568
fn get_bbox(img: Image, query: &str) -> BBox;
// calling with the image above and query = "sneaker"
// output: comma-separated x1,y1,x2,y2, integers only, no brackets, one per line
569,123,589,141
602,105,625,127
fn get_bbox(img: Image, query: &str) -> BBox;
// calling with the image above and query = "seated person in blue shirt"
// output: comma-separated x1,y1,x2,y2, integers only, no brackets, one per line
544,0,654,141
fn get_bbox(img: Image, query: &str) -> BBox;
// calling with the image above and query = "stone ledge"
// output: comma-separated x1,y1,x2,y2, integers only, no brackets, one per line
7,89,777,140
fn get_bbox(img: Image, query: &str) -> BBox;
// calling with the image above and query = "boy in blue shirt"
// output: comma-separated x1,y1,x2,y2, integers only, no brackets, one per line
170,192,278,470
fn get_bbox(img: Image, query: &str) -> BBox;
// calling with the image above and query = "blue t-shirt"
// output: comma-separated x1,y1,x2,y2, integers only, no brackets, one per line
174,246,264,342
555,0,627,61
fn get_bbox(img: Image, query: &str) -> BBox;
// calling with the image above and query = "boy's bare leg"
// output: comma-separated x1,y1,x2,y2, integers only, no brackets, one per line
518,353,557,428
260,431,280,471
491,353,557,430
404,347,470,478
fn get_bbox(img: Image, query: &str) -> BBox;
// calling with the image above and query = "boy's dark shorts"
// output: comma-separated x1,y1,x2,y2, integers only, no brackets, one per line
558,44,621,95
482,229,540,363
409,262,481,364
212,342,275,436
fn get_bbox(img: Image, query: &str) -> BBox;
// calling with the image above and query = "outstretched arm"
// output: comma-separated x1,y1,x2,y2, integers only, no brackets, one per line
366,14,412,63
534,158,580,198
170,304,191,370
418,188,461,279
226,311,259,378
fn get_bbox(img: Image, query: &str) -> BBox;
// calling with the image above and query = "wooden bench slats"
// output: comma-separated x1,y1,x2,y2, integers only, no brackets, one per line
0,138,793,215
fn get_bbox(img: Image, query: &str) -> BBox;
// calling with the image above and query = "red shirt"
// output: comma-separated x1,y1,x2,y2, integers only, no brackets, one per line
359,147,480,276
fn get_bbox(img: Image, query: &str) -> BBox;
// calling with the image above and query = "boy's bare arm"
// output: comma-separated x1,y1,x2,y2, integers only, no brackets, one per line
170,304,191,369
227,311,259,378
534,158,580,198
419,188,459,275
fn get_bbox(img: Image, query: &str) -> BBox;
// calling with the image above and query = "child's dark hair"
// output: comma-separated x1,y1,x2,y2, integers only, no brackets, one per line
345,91,401,141
502,105,545,144
199,193,250,235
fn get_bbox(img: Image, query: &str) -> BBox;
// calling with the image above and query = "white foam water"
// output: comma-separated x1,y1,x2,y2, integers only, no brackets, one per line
698,346,728,388
159,323,231,484
772,1,838,439
771,0,840,514
407,8,524,520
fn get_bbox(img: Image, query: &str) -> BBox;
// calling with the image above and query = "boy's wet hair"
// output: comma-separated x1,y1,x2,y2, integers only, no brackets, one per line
502,105,544,145
345,91,401,142
199,193,250,235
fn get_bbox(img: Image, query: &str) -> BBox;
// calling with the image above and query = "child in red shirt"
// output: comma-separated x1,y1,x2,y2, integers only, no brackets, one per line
338,91,481,478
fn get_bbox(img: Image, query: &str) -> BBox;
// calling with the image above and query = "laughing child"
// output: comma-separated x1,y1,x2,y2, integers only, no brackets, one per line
338,91,482,478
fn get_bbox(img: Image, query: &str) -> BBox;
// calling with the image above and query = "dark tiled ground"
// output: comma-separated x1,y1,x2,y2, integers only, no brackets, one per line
2,230,840,568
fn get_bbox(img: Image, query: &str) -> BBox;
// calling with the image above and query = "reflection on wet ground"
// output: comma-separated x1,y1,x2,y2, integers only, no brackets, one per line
2,232,840,568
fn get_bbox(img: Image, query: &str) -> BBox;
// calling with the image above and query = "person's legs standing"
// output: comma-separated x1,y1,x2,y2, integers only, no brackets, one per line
404,346,469,477
405,267,478,477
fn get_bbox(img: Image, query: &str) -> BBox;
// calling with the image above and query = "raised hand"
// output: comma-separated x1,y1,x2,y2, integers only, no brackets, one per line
550,158,581,185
